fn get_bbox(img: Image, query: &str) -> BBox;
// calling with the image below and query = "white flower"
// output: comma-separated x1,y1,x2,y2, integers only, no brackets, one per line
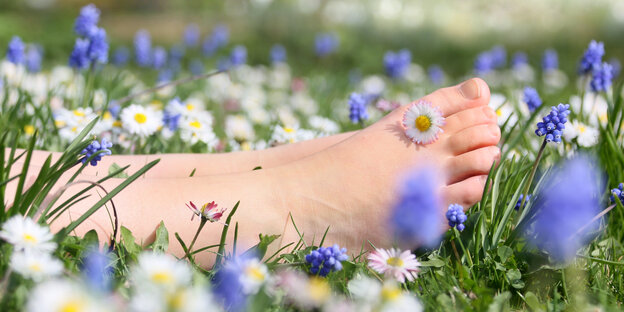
248,107,272,125
179,112,218,148
240,86,267,111
120,104,163,137
271,125,307,144
569,93,608,127
130,286,219,312
402,100,445,144
309,115,340,135
359,75,386,96
348,277,422,312
563,120,599,147
11,251,63,282
26,279,110,312
277,270,332,309
267,63,291,89
237,257,269,295
367,248,420,283
130,253,192,292
489,93,516,127
291,92,318,115
225,115,255,142
0,216,57,253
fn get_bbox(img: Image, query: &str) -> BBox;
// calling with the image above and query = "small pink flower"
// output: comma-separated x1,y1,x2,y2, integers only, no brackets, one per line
186,201,226,222
367,248,421,283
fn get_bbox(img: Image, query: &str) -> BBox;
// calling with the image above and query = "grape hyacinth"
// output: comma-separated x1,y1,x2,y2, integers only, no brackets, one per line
610,183,624,204
315,33,338,57
270,44,286,64
590,62,613,93
348,92,369,124
490,45,507,68
515,194,531,210
134,30,152,67
25,46,42,73
183,24,200,47
68,5,108,70
305,244,349,276
428,65,444,85
151,46,167,70
527,155,602,263
74,4,100,38
542,49,558,72
80,138,113,166
163,97,183,131
230,45,247,67
68,38,90,69
384,49,411,79
535,104,570,143
86,28,108,64
523,87,542,112
6,36,25,65
474,51,493,75
512,52,528,69
609,58,621,78
446,204,467,231
579,40,605,75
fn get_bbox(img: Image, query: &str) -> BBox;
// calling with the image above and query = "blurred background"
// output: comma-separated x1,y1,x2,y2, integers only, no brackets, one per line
1,0,623,78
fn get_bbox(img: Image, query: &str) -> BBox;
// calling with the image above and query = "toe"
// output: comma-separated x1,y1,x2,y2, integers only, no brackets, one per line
422,78,491,117
444,105,498,133
446,124,501,155
443,175,488,208
445,146,500,184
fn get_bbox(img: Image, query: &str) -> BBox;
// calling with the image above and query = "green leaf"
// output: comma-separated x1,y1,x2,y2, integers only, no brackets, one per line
81,229,100,247
120,226,141,256
109,163,129,178
243,234,280,260
150,221,169,253
506,268,521,281
523,291,544,312
420,258,445,268
487,291,511,312
497,246,513,263
511,279,525,289
252,166,262,170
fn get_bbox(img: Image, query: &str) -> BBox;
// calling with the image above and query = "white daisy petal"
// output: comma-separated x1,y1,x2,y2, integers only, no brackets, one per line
402,101,444,144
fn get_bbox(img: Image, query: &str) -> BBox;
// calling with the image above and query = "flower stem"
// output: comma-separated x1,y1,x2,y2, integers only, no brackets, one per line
186,219,207,261
453,228,474,268
518,138,548,215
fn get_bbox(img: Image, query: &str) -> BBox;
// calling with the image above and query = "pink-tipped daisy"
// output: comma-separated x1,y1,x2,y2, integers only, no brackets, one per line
402,100,445,144
367,248,421,283
186,201,226,223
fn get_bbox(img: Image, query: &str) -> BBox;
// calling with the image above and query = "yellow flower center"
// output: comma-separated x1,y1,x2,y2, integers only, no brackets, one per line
241,142,251,151
151,272,173,284
55,120,66,128
381,284,402,302
496,109,503,117
134,113,147,124
189,120,201,129
73,110,85,117
113,121,122,128
386,256,404,267
308,277,330,302
600,113,608,123
167,291,185,310
22,233,37,243
245,266,265,282
24,125,35,135
579,125,586,134
29,263,42,272
103,111,112,120
284,127,295,133
60,300,85,312
71,126,78,133
186,103,195,111
415,115,432,132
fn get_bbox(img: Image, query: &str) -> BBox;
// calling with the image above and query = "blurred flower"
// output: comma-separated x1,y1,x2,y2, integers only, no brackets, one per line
542,49,558,72
271,125,316,144
527,155,602,263
367,248,420,283
213,256,268,311
523,87,542,112
490,45,507,68
579,40,605,75
270,44,286,64
384,49,411,79
130,285,218,312
446,204,467,231
25,45,42,73
563,120,599,147
211,24,229,47
611,183,624,204
305,244,349,276
427,65,444,85
82,248,113,293
69,38,90,69
535,103,570,143
157,68,174,83
26,279,110,312
474,51,493,75
80,138,113,166
308,115,339,135
183,24,200,47
376,99,401,112
391,166,444,248
348,92,369,123
74,4,100,38
0,215,57,253
225,115,255,142
277,271,332,309
590,62,613,92
134,30,152,67
515,194,531,210
6,36,25,65
162,97,183,131
512,52,528,69
169,44,185,62
348,276,423,312
112,46,130,67
230,45,247,67
87,28,109,65
120,104,163,137
403,100,445,144
189,59,204,75
130,253,192,293
315,33,338,57
152,46,167,70
186,201,225,222
11,251,63,282
609,58,621,78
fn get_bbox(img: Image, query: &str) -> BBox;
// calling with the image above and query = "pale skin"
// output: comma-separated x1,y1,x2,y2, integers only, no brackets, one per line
6,78,501,267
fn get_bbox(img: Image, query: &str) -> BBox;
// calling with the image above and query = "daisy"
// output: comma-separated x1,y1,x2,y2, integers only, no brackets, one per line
186,201,226,222
130,252,192,292
225,115,255,142
308,115,340,135
130,286,219,312
11,251,64,282
120,104,163,137
26,279,110,312
0,216,57,253
367,248,421,283
402,100,445,144
179,113,218,148
563,120,599,148
276,270,332,309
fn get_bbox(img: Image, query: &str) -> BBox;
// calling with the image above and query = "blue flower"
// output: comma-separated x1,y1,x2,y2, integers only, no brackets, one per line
211,24,229,47
183,24,200,47
523,87,542,112
212,255,266,312
87,27,108,65
6,36,25,65
80,138,113,166
169,44,185,62
390,167,444,248
230,45,247,67
163,97,183,131
515,194,531,210
189,59,204,75
542,49,558,72
305,244,348,276
527,155,602,263
202,37,219,57
609,58,621,78
112,46,129,67
270,44,286,64
579,40,605,75
69,38,91,70
474,51,493,75
151,46,167,70
348,92,369,124
315,33,338,57
81,248,112,293
108,103,121,118
134,30,152,67
490,45,507,68
446,204,467,231
428,65,444,85
384,49,411,79
590,62,613,93
610,183,624,204
25,46,42,73
535,103,570,143
74,4,100,38
512,52,528,69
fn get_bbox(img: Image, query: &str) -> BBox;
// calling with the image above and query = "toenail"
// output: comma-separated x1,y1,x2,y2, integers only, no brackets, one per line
483,106,496,119
459,79,481,100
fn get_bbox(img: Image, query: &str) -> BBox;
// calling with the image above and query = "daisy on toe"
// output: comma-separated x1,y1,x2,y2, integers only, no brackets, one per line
402,100,445,144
